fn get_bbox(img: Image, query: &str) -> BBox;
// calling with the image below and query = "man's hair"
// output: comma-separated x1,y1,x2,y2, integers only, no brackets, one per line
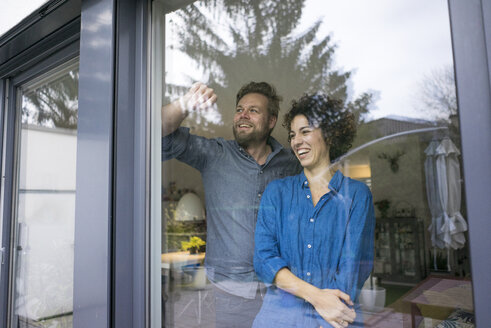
283,93,356,161
235,82,282,117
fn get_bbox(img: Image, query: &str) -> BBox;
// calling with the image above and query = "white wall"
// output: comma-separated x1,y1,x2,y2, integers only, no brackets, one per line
15,126,76,321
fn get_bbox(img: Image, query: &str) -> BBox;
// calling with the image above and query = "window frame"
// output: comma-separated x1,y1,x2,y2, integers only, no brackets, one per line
0,0,489,327
8,51,80,328
448,0,491,325
111,0,152,327
0,0,153,326
0,2,81,326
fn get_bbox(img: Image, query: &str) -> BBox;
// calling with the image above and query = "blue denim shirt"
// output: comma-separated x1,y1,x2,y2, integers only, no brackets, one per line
253,171,375,327
162,127,301,299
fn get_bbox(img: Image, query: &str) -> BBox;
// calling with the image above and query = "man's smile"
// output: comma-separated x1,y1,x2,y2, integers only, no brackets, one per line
236,121,254,131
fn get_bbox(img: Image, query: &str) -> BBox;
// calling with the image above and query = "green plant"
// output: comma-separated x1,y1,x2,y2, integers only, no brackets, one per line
181,236,206,254
375,199,391,219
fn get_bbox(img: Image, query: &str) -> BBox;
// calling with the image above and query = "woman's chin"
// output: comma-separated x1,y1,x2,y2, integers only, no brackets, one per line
297,158,310,169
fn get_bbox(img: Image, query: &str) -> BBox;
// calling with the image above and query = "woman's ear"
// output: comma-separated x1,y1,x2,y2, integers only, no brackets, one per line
322,129,331,146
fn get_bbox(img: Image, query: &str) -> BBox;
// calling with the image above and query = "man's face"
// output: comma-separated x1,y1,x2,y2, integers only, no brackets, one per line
233,93,277,147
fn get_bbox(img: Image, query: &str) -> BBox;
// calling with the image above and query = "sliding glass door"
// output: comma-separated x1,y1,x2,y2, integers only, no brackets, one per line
9,58,79,328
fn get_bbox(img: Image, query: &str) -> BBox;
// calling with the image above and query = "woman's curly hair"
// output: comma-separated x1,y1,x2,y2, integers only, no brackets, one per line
283,93,356,161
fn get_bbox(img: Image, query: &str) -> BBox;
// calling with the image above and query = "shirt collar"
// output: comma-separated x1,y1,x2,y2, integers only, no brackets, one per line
267,136,284,155
299,170,345,193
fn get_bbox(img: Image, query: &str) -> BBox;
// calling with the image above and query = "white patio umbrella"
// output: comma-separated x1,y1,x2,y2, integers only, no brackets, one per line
434,137,467,270
424,140,445,269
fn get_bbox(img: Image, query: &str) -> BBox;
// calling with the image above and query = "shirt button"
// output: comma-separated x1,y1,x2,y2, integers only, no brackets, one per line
306,272,311,276
260,170,263,174
307,244,312,248
258,193,262,197
310,218,314,223
306,195,311,199
304,181,308,185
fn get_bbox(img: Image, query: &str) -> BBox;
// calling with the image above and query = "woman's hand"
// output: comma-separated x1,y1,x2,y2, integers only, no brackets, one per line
272,269,356,328
308,288,356,328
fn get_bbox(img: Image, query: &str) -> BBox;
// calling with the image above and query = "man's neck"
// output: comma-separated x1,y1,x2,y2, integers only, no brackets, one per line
243,140,272,165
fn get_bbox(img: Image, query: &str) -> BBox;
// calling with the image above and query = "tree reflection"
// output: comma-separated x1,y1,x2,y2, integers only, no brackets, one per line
411,65,461,152
414,65,457,122
22,69,79,130
168,0,373,135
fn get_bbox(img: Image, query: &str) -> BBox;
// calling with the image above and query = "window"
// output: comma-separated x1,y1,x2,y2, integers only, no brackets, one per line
153,1,474,327
9,59,78,328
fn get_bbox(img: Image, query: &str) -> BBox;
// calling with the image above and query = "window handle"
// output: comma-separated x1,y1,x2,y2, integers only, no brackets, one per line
17,222,27,252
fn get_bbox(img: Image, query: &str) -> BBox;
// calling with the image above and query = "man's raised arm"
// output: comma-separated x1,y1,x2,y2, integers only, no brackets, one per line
161,82,217,136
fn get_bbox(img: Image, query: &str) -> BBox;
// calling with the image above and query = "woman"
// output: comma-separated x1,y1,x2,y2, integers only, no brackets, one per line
253,94,375,328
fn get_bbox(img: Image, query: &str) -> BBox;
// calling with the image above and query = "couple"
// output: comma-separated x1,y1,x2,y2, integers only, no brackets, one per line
162,81,374,328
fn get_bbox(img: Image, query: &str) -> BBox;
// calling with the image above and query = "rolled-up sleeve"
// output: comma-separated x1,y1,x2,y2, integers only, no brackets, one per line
332,185,375,302
162,127,191,160
254,182,288,285
162,127,222,172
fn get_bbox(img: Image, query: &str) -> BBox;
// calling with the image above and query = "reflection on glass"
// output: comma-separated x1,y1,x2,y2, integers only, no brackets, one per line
159,0,473,327
165,0,372,138
11,60,78,328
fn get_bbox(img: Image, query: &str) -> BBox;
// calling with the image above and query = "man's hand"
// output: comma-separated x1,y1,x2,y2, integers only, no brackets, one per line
162,82,217,136
308,288,356,328
179,82,217,115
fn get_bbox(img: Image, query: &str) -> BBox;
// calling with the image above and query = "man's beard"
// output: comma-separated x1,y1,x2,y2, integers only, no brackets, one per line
233,125,270,148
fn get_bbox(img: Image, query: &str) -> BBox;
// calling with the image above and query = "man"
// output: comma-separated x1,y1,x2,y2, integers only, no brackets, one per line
162,81,300,327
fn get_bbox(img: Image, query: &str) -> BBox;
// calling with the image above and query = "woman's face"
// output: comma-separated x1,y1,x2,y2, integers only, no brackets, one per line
289,115,330,171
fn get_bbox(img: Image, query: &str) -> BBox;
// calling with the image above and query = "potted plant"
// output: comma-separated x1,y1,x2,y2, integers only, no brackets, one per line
180,236,207,287
181,236,206,254
359,274,386,313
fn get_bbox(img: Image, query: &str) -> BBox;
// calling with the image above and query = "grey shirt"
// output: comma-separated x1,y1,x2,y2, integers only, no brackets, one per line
162,127,301,298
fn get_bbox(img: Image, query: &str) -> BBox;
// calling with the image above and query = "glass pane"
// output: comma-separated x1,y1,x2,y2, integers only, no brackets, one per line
0,0,51,37
11,59,78,328
155,0,473,327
